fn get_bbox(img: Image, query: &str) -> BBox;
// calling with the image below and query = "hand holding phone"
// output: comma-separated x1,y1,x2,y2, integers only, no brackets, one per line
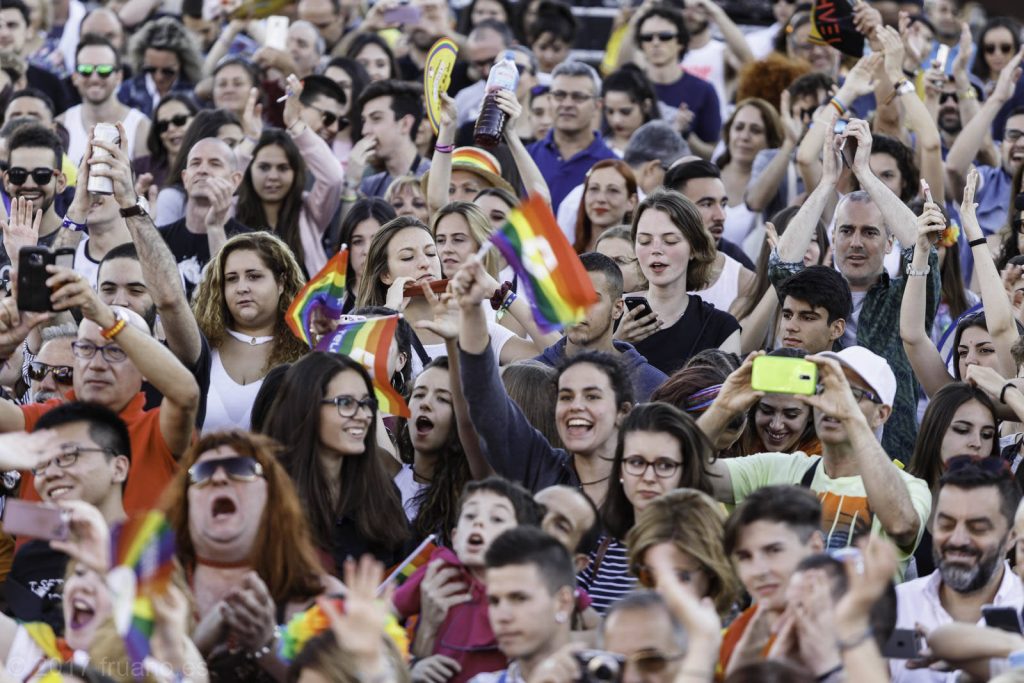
751,356,818,395
17,246,76,312
2,499,69,541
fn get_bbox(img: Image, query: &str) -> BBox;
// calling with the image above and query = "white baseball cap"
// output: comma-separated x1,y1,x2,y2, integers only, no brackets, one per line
817,346,897,407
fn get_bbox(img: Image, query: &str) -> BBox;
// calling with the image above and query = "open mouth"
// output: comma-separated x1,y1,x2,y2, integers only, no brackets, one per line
47,485,73,499
466,532,485,551
565,417,593,438
70,598,96,630
763,428,792,446
415,415,434,436
648,261,668,274
211,496,237,519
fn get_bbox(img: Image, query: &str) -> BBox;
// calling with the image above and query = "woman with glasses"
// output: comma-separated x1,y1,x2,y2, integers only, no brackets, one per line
162,429,345,679
119,17,203,117
626,488,739,617
260,352,410,572
971,17,1022,96
192,232,308,433
132,94,197,191
581,402,715,613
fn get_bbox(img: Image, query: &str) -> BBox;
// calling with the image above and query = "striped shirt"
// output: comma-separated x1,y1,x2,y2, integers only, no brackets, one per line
576,537,637,615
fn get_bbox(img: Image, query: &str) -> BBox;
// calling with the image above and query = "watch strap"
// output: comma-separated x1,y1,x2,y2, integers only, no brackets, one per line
119,200,145,218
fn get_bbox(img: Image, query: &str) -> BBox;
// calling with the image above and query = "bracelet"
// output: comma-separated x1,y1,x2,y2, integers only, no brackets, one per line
828,97,846,116
1001,382,1020,404
60,215,87,232
489,281,514,311
969,237,988,248
434,143,455,154
100,317,126,340
960,87,978,100
837,626,873,651
816,664,843,681
249,626,281,661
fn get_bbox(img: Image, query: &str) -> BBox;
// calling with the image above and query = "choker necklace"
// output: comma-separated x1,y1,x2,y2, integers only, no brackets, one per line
579,474,610,486
195,556,250,569
226,328,274,346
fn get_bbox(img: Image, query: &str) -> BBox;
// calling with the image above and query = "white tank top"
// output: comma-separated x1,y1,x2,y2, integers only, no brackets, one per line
720,202,761,253
203,349,265,433
63,104,148,163
690,254,742,313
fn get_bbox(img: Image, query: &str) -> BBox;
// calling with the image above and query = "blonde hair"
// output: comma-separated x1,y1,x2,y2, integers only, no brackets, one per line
626,488,740,615
384,175,425,203
430,201,499,278
355,216,434,308
192,232,309,371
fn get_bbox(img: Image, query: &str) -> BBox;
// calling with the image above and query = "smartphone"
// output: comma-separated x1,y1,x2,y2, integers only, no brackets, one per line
983,605,1024,634
54,247,75,271
17,246,53,312
833,119,848,135
882,628,923,659
751,356,818,395
383,2,422,25
623,296,653,320
2,499,70,541
402,278,449,298
265,15,289,50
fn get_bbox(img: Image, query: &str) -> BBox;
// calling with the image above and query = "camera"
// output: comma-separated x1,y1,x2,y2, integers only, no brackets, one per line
574,650,625,683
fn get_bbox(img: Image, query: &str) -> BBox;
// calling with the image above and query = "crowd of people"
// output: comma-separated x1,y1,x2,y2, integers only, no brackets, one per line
0,0,1022,680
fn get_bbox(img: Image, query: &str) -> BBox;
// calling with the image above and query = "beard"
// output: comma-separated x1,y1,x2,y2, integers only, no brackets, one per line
934,540,1006,594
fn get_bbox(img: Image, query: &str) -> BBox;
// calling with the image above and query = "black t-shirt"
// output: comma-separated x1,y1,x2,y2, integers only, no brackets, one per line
142,331,214,428
633,294,740,375
5,540,68,634
158,218,252,300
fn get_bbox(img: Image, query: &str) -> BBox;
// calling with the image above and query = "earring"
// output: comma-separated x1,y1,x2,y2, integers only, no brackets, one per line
619,478,624,484
555,612,568,624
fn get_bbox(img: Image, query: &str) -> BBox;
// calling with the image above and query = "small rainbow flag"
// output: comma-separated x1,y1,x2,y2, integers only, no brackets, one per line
490,194,598,333
378,534,438,594
287,247,349,348
318,314,410,418
277,598,409,664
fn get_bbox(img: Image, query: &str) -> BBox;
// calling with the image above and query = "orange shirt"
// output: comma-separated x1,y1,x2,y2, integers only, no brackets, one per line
717,605,776,681
19,392,178,514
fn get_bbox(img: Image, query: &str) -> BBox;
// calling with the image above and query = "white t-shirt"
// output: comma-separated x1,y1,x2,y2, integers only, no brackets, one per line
682,39,728,120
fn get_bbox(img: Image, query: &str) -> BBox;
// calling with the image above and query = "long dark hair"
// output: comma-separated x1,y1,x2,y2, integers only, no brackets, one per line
999,162,1024,270
601,402,715,540
337,198,398,285
600,65,658,138
908,382,999,490
323,56,371,140
345,33,400,81
972,16,1022,83
260,352,409,552
235,128,308,268
145,94,198,167
165,108,242,188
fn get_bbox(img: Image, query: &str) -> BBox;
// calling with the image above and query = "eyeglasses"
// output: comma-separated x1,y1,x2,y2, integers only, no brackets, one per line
27,362,73,385
155,113,190,133
76,64,117,79
984,43,1014,55
939,92,959,105
945,454,1013,476
143,65,179,78
188,455,264,487
628,650,687,674
817,383,881,404
6,166,57,186
71,340,128,363
32,446,115,476
1005,129,1024,143
632,563,700,588
308,103,344,129
550,90,595,103
321,394,377,418
622,456,681,479
638,31,678,44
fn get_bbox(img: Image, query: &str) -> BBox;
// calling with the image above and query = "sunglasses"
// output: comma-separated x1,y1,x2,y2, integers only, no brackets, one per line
27,362,73,384
939,92,958,105
6,166,57,185
984,43,1014,55
639,31,678,44
308,103,344,130
143,65,179,78
188,455,264,487
76,64,116,78
155,113,190,133
945,455,1013,476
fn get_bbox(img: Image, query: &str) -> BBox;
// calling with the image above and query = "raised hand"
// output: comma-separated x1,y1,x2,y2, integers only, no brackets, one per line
241,87,265,141
87,122,138,211
319,555,393,666
841,118,874,178
451,259,495,310
0,430,60,478
799,354,864,425
2,196,42,271
415,284,460,341
916,201,946,250
841,53,881,99
876,25,906,83
48,500,111,574
495,89,523,141
222,571,277,653
0,296,51,357
779,90,804,146
202,176,236,232
282,74,304,131
991,46,1024,104
821,112,843,185
46,265,115,328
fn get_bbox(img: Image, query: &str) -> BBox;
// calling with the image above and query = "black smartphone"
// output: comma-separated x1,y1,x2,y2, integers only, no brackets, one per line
983,605,1024,634
624,296,653,319
17,246,53,312
881,628,923,659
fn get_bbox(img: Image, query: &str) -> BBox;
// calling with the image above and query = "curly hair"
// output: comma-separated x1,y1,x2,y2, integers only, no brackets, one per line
192,231,308,371
736,53,811,112
126,16,203,85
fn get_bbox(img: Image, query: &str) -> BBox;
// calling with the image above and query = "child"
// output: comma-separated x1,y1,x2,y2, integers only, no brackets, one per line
392,477,541,683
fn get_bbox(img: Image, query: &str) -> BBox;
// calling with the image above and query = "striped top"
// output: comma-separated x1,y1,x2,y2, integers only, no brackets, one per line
576,537,637,615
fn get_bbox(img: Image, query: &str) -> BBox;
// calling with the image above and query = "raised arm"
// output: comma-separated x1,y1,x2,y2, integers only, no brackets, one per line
0,297,49,433
689,0,753,67
745,91,801,212
777,121,841,263
496,90,551,206
426,95,457,215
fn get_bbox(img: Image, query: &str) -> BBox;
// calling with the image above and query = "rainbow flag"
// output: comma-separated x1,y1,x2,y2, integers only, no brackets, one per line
378,534,438,593
490,194,598,333
287,247,349,348
318,315,410,418
277,598,409,664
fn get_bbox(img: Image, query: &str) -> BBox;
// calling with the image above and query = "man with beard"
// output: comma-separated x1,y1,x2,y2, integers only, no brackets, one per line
533,253,666,401
396,0,461,83
453,21,512,130
890,461,1023,682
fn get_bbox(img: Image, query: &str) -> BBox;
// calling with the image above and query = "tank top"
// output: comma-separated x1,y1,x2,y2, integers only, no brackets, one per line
720,201,761,257
689,254,742,313
203,349,265,433
63,104,148,163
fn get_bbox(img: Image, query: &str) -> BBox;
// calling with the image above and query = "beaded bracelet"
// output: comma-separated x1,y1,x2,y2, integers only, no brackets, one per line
435,143,455,154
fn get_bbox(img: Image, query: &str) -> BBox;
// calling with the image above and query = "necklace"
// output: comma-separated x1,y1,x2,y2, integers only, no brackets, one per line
579,474,610,486
226,328,274,346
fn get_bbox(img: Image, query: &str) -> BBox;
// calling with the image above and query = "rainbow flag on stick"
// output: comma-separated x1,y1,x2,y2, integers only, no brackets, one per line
287,247,349,348
378,534,437,594
318,314,410,418
489,194,598,333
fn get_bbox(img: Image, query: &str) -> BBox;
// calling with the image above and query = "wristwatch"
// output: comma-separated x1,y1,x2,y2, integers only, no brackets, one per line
119,195,150,218
894,79,915,96
905,263,931,276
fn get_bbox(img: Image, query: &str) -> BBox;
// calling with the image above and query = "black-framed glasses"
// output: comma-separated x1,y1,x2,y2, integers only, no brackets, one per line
188,456,264,487
939,92,959,105
33,446,115,476
76,63,116,78
638,31,678,44
945,455,1013,476
550,90,595,103
155,113,190,133
321,394,377,418
816,383,882,404
308,103,344,129
71,341,128,363
623,456,681,479
6,166,57,186
27,362,73,385
632,563,700,588
143,65,178,78
984,43,1014,55
1005,129,1024,143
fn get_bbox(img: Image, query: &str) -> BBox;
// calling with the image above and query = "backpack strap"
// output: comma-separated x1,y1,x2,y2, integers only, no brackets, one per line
589,536,613,578
800,459,820,488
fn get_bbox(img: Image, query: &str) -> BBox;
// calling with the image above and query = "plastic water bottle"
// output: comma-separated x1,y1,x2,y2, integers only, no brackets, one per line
474,51,520,148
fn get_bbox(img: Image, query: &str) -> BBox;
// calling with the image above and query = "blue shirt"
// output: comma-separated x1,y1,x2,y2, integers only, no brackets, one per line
652,72,721,144
954,163,1013,284
527,130,617,213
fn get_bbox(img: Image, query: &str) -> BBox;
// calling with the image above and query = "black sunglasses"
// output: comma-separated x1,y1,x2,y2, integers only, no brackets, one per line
143,65,179,78
187,455,264,487
27,361,73,384
76,64,117,78
6,166,57,185
155,113,190,133
308,103,345,130
939,92,959,105
639,31,679,44
984,43,1014,55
